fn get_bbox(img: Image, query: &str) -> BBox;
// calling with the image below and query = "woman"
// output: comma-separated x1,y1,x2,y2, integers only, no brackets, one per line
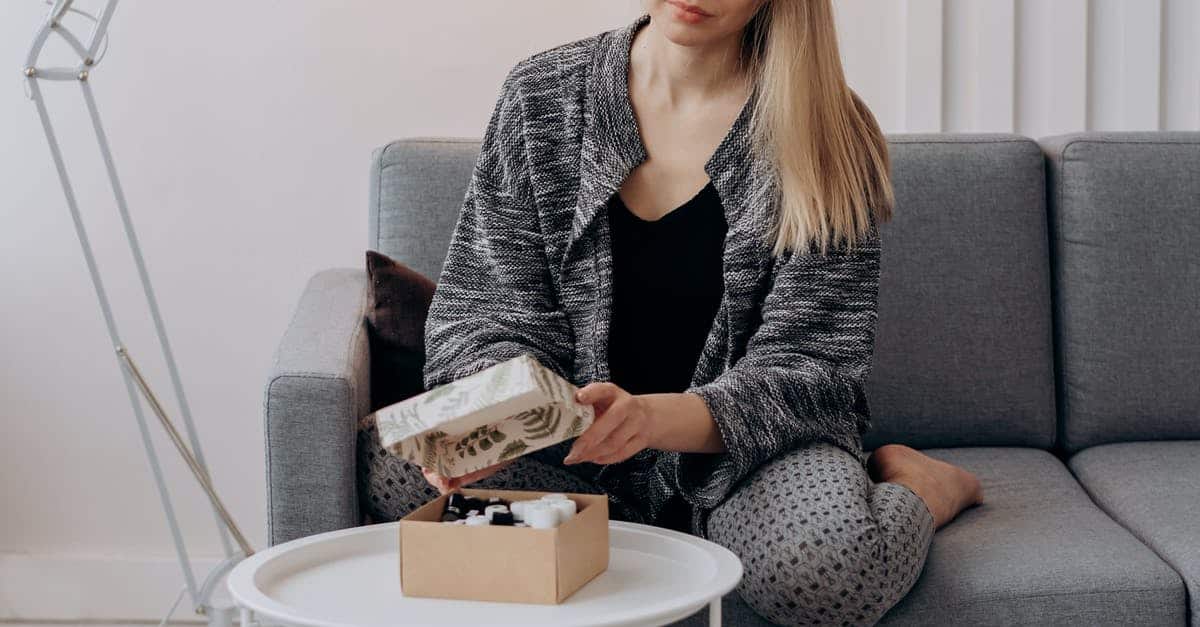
369,2,984,624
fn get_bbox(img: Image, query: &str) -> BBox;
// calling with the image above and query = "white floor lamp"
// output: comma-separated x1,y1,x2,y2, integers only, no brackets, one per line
23,1,252,624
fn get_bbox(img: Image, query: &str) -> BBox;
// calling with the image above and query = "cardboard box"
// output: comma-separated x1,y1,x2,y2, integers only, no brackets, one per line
399,488,610,604
371,353,594,478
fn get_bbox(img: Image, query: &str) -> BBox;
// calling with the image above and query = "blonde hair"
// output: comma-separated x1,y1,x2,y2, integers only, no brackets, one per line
740,0,894,256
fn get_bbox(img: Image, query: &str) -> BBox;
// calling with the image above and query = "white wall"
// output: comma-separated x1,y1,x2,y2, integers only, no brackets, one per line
2,0,1197,621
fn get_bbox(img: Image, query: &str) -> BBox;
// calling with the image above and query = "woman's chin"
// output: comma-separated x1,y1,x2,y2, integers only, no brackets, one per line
655,19,725,47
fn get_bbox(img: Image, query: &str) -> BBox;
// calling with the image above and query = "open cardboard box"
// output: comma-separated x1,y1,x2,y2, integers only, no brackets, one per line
399,488,610,604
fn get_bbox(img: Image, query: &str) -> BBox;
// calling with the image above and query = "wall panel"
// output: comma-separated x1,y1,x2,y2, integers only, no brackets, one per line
852,0,1198,133
1163,0,1200,129
1015,0,1089,137
902,0,945,132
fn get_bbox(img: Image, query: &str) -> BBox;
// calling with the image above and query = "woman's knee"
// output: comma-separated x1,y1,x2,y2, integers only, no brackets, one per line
728,519,893,626
705,444,909,625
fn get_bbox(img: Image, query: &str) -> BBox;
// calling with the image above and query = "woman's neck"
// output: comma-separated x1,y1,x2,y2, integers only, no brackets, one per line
631,17,748,107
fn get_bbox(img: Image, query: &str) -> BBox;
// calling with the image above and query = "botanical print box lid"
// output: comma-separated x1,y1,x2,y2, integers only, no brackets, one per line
370,353,594,477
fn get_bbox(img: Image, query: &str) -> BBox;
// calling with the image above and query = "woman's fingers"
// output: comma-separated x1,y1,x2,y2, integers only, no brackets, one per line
591,437,644,465
566,383,625,464
583,418,639,461
422,467,453,494
575,381,621,411
565,394,632,463
587,423,645,465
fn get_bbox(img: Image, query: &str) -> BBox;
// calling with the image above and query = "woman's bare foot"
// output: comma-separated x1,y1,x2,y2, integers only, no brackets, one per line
867,444,984,529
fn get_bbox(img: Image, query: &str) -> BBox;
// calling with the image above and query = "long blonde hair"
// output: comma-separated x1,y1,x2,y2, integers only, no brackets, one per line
741,0,894,256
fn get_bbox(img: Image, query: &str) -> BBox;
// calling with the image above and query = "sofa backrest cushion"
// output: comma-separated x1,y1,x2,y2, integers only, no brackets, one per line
1042,132,1200,453
371,135,1059,451
370,138,481,280
864,135,1056,450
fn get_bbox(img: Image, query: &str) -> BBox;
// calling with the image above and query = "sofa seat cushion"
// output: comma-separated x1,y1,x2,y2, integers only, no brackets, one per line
878,447,1185,626
1069,441,1200,623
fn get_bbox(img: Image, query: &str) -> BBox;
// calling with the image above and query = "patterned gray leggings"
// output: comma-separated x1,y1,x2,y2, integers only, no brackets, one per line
359,424,935,626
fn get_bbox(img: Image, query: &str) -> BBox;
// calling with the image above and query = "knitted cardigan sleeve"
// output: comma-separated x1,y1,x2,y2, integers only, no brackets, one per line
422,66,575,389
674,223,883,509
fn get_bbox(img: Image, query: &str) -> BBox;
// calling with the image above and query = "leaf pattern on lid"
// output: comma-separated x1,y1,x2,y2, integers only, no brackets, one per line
498,439,530,462
376,353,594,478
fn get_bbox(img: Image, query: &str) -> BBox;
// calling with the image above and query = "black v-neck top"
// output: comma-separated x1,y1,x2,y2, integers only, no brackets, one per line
606,181,728,396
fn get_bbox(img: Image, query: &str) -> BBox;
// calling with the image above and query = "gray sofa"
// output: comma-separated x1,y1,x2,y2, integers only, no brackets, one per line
264,132,1200,625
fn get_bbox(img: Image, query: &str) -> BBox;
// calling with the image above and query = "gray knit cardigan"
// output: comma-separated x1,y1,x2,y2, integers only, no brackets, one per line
423,13,882,533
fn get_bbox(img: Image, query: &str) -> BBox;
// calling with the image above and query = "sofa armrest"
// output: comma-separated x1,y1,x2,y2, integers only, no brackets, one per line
264,268,371,545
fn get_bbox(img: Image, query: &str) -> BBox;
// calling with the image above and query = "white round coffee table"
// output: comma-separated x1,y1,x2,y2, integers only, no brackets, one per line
227,520,743,627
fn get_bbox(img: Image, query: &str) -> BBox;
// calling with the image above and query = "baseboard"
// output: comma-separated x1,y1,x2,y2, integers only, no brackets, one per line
0,553,226,623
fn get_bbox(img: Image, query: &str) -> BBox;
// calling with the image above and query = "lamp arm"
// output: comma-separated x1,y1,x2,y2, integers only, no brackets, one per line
117,348,255,557
23,0,250,621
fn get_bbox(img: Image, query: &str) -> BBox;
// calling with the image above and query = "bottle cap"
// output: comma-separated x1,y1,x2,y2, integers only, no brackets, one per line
525,503,560,529
549,498,577,522
511,500,541,522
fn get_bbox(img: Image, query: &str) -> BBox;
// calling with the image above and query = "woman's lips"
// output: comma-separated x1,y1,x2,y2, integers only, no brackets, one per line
666,0,713,23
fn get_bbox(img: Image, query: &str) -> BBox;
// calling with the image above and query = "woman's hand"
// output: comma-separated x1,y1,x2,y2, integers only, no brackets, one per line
421,460,513,495
564,382,657,465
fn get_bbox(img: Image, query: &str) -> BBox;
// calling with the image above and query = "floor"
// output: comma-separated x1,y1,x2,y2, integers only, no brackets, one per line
1,623,204,626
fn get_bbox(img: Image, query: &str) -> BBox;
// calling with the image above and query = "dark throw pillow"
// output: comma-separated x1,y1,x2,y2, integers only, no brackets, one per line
364,250,436,411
